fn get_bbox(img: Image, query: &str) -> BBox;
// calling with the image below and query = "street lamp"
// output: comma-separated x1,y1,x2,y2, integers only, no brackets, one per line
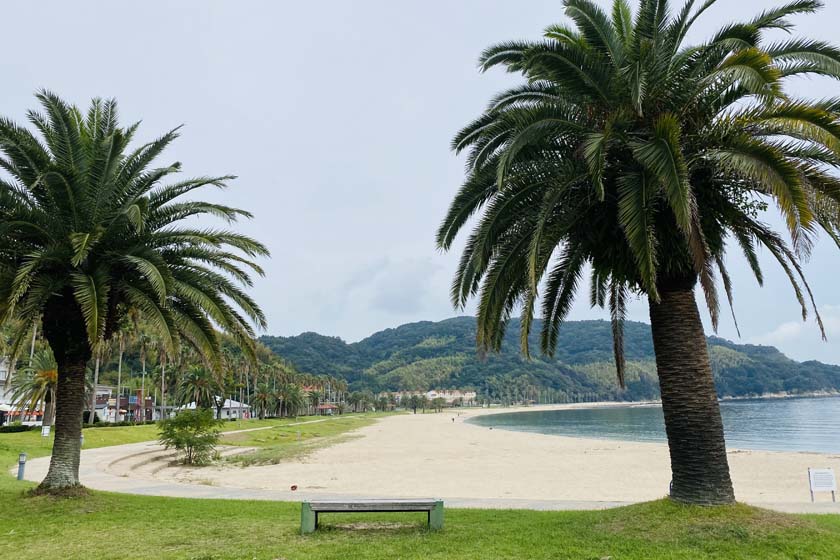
17,452,26,481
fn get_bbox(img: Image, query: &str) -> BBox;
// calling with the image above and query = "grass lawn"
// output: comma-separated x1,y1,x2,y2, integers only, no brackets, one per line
221,413,390,465
2,418,840,559
1,476,839,559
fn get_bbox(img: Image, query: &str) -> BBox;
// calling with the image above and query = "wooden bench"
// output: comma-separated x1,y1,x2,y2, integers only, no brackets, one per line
301,499,444,533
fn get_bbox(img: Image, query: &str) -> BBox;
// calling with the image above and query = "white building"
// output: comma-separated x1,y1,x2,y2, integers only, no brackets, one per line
394,389,477,406
0,358,10,406
180,398,251,419
0,359,11,424
425,389,477,404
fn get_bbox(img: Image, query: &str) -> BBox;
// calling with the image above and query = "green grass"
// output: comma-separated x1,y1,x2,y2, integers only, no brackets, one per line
221,413,390,465
0,475,838,559
2,417,840,558
0,423,161,468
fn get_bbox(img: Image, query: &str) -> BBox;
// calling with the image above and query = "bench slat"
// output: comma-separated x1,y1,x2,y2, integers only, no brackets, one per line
308,499,438,512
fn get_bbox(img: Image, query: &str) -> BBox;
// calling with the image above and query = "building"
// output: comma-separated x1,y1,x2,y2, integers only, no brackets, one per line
393,389,477,406
180,398,251,420
91,385,112,422
316,403,339,415
0,359,10,425
425,389,477,404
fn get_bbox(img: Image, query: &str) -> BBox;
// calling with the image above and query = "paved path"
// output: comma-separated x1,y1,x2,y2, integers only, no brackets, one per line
15,440,840,513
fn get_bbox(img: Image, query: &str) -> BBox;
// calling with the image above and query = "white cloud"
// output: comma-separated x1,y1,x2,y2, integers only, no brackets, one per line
748,305,840,365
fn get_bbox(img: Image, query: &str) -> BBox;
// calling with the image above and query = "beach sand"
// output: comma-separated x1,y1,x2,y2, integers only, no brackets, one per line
94,404,840,507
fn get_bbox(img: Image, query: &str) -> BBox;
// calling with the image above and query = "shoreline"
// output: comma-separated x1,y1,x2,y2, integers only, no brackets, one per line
467,398,840,455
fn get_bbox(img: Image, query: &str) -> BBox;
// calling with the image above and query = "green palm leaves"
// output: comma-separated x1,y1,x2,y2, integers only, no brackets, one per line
9,349,57,416
438,0,840,385
0,92,268,368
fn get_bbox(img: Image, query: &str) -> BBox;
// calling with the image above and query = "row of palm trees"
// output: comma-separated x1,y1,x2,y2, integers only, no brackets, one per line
3,322,351,425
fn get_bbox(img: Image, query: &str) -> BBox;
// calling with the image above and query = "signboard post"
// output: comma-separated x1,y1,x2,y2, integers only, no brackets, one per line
40,425,50,437
808,468,837,503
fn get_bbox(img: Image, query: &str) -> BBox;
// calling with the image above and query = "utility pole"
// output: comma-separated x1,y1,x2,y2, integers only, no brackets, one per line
115,336,124,422
89,348,101,425
141,349,146,423
160,353,166,421
29,323,37,365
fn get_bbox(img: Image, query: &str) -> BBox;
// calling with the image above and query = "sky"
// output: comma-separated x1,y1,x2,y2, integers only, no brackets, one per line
3,1,840,364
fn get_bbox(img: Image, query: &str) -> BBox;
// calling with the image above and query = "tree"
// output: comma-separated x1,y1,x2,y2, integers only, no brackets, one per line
431,397,446,412
177,366,220,412
282,383,304,417
10,349,58,425
159,409,222,465
407,394,420,414
438,0,840,505
251,383,273,420
0,92,268,491
307,390,320,415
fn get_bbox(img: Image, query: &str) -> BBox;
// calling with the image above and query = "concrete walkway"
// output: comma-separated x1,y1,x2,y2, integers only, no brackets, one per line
14,439,839,514
16,440,633,510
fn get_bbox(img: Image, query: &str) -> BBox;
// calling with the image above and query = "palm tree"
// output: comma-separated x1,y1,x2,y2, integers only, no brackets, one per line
251,382,273,420
278,383,304,417
177,366,220,412
438,0,840,505
0,92,268,491
10,349,58,425
307,390,321,416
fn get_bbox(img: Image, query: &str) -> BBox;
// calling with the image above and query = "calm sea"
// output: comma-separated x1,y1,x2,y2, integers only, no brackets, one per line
469,396,840,454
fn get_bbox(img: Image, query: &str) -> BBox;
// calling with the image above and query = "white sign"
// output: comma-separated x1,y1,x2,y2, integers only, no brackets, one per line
808,468,837,502
40,425,51,437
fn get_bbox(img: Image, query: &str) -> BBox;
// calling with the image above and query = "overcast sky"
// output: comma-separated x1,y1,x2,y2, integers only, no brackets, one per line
3,1,840,364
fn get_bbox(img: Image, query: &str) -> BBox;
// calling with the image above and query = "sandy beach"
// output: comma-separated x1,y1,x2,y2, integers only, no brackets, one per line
24,404,838,511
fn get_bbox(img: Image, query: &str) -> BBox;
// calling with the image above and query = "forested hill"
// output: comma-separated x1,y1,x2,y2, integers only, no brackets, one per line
259,317,840,402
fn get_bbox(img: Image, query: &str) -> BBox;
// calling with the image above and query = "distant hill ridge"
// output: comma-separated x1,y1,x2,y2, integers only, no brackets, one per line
260,317,840,402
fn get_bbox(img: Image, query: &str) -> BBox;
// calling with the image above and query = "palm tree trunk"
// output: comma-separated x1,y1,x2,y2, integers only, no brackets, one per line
43,391,55,428
38,293,92,491
39,356,87,489
649,279,735,505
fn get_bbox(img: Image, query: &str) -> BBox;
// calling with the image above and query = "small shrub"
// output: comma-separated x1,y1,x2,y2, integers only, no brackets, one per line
0,424,39,433
87,420,158,428
158,409,222,465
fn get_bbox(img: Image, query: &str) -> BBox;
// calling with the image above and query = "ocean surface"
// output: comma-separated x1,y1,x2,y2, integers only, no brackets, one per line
469,396,840,454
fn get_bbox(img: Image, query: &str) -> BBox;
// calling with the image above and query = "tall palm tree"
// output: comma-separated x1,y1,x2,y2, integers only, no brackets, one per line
307,390,321,415
251,382,273,420
177,366,220,412
438,0,840,504
281,383,304,418
0,92,268,491
10,348,58,425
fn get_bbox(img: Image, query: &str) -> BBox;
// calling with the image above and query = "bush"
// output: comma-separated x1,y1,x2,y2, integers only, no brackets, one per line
87,420,158,429
158,409,222,465
0,424,39,433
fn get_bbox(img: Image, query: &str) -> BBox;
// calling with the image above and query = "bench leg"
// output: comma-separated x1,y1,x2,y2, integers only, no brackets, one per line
301,502,316,534
429,501,444,531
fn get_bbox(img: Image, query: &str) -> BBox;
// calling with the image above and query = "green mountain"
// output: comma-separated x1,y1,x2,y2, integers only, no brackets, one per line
260,317,840,402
